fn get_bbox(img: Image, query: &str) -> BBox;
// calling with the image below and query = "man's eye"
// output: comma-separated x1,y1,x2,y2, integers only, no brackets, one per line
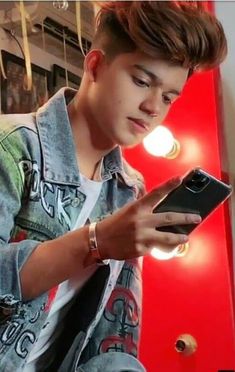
133,77,150,88
163,95,172,105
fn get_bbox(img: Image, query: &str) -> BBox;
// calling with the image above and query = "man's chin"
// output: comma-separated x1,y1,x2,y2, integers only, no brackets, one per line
115,133,143,148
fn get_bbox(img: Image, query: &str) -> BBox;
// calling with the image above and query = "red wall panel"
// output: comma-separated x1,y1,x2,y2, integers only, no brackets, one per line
124,69,235,371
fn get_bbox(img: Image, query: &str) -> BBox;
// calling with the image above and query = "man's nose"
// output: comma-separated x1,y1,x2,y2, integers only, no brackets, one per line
139,91,162,117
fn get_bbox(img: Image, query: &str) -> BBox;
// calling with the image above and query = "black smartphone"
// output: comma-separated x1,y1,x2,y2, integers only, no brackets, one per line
153,168,233,235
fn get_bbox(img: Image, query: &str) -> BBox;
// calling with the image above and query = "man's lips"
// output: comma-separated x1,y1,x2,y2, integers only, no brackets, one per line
127,117,150,132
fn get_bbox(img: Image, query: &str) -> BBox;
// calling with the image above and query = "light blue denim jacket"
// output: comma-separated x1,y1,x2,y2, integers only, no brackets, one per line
0,88,146,371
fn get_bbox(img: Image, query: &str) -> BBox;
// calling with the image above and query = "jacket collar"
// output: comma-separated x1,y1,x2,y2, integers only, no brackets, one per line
36,88,136,187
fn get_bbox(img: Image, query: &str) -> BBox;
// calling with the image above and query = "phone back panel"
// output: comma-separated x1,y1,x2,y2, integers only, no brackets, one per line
153,169,232,235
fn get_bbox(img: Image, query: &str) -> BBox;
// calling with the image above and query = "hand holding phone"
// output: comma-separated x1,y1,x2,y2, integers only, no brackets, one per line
153,168,232,235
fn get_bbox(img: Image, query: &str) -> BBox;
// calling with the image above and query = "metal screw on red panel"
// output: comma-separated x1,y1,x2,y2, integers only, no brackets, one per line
175,334,198,356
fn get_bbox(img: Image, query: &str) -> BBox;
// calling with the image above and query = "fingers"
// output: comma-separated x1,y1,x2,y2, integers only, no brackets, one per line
154,230,188,247
132,211,201,257
139,176,182,209
138,227,188,255
145,212,201,228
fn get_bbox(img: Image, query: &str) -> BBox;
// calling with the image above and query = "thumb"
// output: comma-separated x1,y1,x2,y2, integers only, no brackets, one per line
139,176,182,210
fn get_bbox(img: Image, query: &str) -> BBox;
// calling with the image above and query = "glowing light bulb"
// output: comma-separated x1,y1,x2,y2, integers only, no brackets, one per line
53,1,69,11
151,243,189,260
151,247,179,260
143,125,180,158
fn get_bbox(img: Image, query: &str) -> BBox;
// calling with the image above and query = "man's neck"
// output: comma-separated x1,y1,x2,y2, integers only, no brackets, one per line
67,94,114,180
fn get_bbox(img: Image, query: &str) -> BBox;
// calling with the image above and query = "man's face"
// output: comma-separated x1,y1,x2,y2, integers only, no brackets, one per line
86,51,189,149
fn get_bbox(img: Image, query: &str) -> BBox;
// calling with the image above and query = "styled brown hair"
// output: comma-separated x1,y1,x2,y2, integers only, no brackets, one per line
92,1,227,74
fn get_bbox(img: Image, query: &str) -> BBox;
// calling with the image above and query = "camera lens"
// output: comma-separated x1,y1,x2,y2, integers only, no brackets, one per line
184,171,209,192
191,171,203,182
195,176,207,186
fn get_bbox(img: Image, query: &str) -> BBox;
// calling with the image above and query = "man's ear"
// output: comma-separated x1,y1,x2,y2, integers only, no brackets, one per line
84,49,106,82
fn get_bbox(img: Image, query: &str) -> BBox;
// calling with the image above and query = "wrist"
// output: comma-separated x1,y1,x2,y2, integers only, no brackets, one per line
87,222,110,266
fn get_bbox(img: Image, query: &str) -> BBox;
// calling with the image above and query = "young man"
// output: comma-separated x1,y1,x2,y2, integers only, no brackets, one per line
0,1,227,371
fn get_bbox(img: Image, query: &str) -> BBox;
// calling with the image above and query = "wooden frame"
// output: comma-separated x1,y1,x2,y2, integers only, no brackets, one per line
52,64,81,93
1,50,51,114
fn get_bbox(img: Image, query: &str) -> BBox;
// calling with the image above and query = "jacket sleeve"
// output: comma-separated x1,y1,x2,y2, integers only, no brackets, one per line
0,140,47,320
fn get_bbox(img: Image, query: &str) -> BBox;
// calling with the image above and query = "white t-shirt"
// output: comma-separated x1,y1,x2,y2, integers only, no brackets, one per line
24,174,103,371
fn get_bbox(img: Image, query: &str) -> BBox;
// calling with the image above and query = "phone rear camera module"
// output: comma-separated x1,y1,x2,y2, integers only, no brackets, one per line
184,171,210,193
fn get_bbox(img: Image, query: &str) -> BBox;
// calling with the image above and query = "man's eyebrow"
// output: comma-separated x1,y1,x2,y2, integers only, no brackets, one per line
133,64,181,96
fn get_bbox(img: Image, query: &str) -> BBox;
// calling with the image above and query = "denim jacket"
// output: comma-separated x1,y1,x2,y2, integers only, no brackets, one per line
0,88,146,371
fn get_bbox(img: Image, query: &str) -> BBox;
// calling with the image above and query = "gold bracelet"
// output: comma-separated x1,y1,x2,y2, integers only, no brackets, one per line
88,222,110,265
88,222,101,260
